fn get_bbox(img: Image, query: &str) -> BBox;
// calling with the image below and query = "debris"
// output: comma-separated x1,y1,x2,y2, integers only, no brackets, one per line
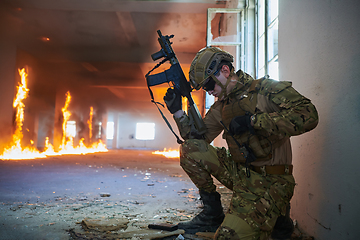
81,218,129,232
178,189,189,194
68,228,185,240
10,205,22,211
71,204,84,211
175,234,185,240
169,174,182,178
115,228,185,239
148,223,178,231
100,193,111,197
196,232,215,239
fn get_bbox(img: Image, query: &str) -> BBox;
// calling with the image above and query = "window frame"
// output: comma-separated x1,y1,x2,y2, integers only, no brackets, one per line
255,0,279,80
207,8,244,71
205,8,244,110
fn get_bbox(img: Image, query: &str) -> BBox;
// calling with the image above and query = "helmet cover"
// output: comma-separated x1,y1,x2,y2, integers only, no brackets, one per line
189,47,233,90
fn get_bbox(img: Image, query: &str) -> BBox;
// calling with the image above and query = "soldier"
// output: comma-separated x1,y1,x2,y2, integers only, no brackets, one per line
163,47,319,240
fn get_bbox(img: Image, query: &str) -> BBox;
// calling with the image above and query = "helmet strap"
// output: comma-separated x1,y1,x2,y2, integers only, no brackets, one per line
210,69,235,99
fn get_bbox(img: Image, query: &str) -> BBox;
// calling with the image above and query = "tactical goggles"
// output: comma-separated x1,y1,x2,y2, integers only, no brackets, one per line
202,68,220,92
202,77,216,92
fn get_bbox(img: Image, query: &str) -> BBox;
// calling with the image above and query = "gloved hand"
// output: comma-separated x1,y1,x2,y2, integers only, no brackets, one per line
229,115,254,135
163,87,182,114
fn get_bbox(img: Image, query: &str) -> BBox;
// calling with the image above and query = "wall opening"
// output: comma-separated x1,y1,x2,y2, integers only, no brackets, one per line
66,121,76,138
135,123,155,140
106,122,114,140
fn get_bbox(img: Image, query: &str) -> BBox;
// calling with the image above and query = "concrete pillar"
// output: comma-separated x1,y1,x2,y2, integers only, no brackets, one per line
53,90,68,151
101,114,107,144
112,112,118,149
105,112,113,148
0,40,17,150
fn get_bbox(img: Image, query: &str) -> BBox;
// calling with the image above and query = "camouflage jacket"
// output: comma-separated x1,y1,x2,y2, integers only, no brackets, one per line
174,71,319,166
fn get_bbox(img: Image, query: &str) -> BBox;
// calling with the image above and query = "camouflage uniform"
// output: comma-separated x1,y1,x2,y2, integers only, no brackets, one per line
174,71,318,239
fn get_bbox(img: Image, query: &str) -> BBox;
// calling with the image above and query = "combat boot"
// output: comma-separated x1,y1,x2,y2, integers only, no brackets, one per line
271,204,294,240
177,190,224,234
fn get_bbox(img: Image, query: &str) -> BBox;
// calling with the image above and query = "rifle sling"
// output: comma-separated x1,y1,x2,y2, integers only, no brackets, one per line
145,59,184,145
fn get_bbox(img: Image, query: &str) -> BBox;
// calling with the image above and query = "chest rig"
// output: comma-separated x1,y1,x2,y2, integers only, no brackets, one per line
221,79,281,163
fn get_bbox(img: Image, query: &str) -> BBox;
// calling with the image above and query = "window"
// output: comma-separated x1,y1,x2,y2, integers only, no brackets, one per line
206,8,244,107
205,93,215,112
66,121,76,138
135,123,155,140
97,122,102,139
106,122,114,140
256,0,279,80
207,8,243,73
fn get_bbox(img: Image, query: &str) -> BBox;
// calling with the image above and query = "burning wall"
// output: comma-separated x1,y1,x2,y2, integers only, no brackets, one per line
0,68,108,160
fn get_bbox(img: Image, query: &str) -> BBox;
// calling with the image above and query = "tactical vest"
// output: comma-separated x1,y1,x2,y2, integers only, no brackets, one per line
221,79,288,163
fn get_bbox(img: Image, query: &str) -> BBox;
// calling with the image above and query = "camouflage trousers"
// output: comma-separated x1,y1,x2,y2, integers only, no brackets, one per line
179,139,295,240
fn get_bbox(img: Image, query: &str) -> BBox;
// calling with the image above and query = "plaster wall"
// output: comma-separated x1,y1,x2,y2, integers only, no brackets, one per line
279,1,360,239
106,109,181,150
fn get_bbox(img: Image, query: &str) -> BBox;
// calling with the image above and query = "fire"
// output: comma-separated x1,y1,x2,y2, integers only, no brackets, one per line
152,148,179,158
13,68,29,145
60,91,72,149
0,68,107,160
0,68,45,160
88,106,93,141
56,137,107,155
46,93,108,155
42,137,57,156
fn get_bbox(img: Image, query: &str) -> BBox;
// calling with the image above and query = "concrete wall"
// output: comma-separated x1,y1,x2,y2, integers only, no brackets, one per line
106,110,180,150
279,1,360,239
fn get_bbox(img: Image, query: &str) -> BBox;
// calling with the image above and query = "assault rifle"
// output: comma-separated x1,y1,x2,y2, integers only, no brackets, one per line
145,30,206,143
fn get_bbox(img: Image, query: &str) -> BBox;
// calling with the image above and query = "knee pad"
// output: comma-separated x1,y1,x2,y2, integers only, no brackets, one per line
214,213,261,240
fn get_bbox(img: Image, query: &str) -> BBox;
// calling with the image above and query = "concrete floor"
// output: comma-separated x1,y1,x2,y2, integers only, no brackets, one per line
0,149,315,240
0,149,232,240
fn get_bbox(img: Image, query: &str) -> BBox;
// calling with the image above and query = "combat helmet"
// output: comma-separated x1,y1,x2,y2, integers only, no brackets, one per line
189,47,234,90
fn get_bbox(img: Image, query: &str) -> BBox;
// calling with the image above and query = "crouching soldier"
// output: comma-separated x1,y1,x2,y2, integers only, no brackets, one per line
163,47,318,240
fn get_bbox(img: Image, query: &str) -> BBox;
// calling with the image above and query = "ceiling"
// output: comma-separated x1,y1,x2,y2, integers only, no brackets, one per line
0,0,226,85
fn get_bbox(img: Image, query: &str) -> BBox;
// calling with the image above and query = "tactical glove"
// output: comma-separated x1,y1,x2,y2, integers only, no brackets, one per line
229,115,254,135
164,87,182,114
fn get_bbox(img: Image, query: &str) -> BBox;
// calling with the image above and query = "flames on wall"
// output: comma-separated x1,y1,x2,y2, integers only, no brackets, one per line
0,68,108,160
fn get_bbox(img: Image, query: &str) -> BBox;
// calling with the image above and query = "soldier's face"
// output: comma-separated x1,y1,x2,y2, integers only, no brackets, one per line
207,83,222,99
207,66,230,100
